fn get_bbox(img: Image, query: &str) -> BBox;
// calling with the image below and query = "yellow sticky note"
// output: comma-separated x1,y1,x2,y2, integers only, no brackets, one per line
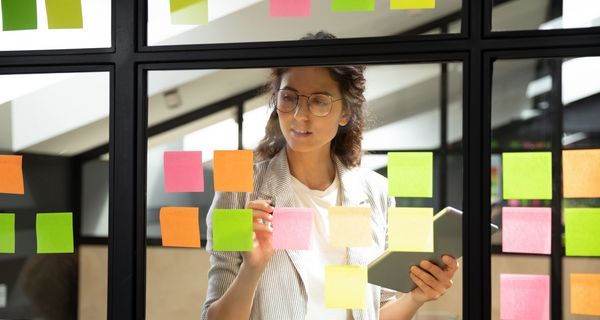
391,0,435,10
571,273,600,316
325,265,367,309
329,207,372,248
388,207,434,252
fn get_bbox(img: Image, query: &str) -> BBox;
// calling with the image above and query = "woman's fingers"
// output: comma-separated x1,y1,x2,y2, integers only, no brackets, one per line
442,255,459,275
253,221,273,233
411,266,447,293
409,272,441,299
252,210,273,222
247,200,274,213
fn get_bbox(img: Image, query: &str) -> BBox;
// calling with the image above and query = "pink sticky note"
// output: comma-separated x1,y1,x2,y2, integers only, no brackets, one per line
164,151,204,192
272,208,313,250
270,0,310,16
502,207,552,255
500,274,550,320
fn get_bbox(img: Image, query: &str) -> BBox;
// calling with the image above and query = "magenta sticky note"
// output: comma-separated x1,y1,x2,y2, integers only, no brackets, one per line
164,151,204,192
270,0,310,16
500,274,550,320
502,207,552,255
272,208,314,250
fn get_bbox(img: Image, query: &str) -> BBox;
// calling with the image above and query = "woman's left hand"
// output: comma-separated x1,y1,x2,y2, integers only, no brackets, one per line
409,255,459,304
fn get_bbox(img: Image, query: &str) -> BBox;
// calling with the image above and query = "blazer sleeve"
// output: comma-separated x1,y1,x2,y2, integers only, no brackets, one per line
201,191,246,320
380,195,399,307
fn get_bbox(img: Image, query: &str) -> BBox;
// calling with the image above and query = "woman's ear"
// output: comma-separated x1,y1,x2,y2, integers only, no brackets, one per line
339,113,350,126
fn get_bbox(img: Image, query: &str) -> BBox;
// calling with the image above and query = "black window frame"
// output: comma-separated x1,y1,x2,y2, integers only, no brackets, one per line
0,0,599,319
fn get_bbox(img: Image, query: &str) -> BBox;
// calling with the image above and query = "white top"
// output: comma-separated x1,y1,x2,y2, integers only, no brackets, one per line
290,174,349,320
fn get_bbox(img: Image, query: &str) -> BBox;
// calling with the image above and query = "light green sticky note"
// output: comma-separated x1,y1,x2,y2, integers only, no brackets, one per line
331,0,375,11
325,265,367,309
565,208,600,256
212,209,253,252
388,152,433,198
45,0,83,29
1,0,37,31
0,214,16,254
170,0,208,25
388,207,434,252
36,213,74,254
502,152,552,200
391,0,435,9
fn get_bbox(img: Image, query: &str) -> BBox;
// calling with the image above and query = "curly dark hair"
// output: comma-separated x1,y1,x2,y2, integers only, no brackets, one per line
254,32,367,168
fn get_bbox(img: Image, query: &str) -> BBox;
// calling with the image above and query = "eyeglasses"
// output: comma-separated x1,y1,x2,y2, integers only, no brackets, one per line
274,89,343,117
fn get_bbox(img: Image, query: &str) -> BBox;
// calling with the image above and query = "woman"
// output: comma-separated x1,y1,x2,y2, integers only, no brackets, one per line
202,34,458,320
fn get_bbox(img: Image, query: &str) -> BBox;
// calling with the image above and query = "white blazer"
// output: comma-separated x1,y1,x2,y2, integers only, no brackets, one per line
201,149,398,320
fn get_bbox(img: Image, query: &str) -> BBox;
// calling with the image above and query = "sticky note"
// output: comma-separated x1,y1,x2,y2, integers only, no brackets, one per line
571,273,600,316
45,0,83,29
500,274,550,320
0,155,24,195
159,207,200,248
331,0,375,11
388,152,433,198
502,152,552,200
270,0,310,16
272,208,313,250
329,207,372,248
502,207,552,255
391,0,435,9
213,150,254,193
325,266,367,309
1,0,37,31
36,213,74,253
212,209,253,251
563,149,600,198
565,208,600,256
170,0,208,25
164,151,204,192
0,214,15,254
388,207,434,252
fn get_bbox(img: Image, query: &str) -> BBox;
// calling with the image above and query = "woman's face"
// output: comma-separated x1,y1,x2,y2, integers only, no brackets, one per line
276,67,349,155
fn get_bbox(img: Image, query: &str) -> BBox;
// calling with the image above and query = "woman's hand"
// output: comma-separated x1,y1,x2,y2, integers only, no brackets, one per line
241,199,275,272
409,255,459,304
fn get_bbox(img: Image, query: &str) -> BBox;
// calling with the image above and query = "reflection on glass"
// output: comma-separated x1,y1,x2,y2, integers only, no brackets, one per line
0,72,110,319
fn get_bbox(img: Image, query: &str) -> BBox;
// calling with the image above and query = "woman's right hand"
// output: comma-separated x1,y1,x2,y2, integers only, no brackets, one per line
242,199,275,272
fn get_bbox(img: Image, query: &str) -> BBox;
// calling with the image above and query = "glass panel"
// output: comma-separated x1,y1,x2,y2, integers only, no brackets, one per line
146,64,463,318
492,56,600,319
492,0,600,32
0,72,110,319
147,0,462,46
0,0,111,51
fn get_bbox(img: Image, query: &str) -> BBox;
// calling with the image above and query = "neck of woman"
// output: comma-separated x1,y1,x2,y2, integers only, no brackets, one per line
285,146,336,191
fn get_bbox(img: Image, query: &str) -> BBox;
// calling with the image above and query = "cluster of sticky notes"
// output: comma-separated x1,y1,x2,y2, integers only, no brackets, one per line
570,273,600,316
163,150,253,193
387,152,435,253
1,0,83,31
500,274,550,320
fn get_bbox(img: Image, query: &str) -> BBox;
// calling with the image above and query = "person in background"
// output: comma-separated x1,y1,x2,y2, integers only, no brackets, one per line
202,32,458,320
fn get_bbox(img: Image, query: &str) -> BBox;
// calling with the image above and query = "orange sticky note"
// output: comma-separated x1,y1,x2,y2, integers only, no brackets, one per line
571,273,600,316
159,207,201,248
0,155,24,195
563,149,600,198
213,150,254,192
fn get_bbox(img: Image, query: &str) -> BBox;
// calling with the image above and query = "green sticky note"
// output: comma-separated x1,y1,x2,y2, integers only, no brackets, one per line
36,213,74,254
45,0,83,29
0,214,16,254
565,208,600,256
212,209,253,251
502,152,552,200
170,0,208,25
388,152,433,198
391,0,435,9
1,0,37,31
331,0,375,11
